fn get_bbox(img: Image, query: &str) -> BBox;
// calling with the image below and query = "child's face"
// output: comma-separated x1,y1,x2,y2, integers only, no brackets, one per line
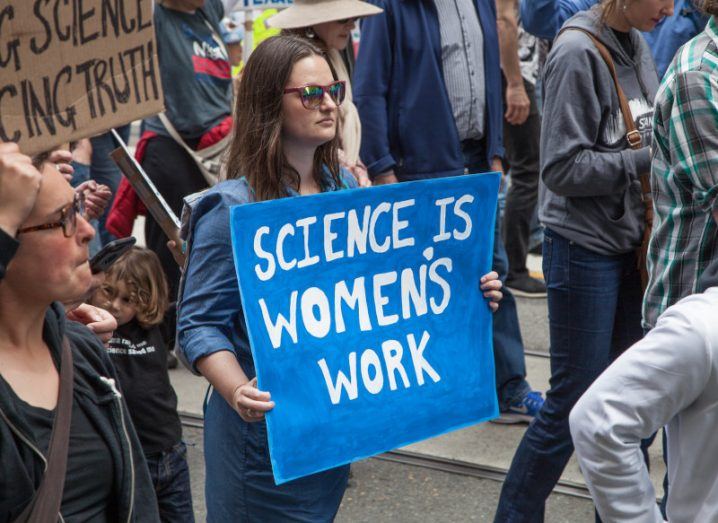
91,279,138,327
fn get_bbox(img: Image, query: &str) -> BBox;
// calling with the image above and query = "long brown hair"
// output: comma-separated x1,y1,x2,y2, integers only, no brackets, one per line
226,35,342,201
600,0,621,24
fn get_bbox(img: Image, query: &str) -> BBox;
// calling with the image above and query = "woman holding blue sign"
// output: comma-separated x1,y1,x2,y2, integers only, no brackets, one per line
178,35,504,521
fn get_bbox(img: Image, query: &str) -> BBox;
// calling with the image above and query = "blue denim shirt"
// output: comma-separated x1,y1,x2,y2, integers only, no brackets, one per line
177,169,358,375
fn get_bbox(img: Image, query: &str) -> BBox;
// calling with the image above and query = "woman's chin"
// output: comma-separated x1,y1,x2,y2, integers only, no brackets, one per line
334,39,350,51
62,270,94,305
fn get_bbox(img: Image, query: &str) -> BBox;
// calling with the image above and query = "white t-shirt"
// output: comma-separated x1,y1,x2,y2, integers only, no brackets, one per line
518,25,539,86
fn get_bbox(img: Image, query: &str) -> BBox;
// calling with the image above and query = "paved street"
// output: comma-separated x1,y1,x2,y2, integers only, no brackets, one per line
181,424,595,522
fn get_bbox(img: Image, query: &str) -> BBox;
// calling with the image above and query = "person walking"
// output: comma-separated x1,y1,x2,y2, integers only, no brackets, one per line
494,0,673,519
571,256,718,523
644,0,718,332
354,0,544,423
497,0,546,297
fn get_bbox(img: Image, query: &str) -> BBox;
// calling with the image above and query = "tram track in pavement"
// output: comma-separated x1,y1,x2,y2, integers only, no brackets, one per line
525,350,550,359
178,410,591,501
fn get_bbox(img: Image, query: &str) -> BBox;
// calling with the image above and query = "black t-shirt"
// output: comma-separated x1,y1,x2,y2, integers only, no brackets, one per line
611,28,634,58
107,320,182,455
14,396,115,522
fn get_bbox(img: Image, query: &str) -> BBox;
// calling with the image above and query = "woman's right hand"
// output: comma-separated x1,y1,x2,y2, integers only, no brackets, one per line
167,239,187,268
0,142,43,237
232,377,275,423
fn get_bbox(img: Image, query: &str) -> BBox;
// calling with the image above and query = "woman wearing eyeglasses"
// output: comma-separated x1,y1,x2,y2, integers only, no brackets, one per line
0,146,160,520
268,0,383,187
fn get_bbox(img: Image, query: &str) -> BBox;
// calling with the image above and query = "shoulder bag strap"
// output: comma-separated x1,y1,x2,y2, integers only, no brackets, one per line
558,27,643,150
13,337,74,523
158,112,225,186
199,12,229,60
558,27,653,288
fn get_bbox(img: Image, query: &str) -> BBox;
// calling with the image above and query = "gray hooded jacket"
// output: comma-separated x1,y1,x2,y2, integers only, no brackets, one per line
539,7,658,255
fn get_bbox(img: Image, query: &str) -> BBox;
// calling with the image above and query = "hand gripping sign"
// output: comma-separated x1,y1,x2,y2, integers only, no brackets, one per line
230,173,501,484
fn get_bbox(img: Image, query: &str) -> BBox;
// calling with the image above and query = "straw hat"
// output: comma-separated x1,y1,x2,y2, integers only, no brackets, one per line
267,0,383,29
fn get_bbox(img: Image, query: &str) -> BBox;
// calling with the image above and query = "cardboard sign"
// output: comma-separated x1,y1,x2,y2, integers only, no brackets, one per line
230,173,501,484
0,1,163,155
238,0,293,11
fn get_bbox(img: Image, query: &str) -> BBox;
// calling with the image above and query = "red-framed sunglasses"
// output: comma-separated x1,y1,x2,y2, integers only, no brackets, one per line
17,192,86,238
283,80,346,110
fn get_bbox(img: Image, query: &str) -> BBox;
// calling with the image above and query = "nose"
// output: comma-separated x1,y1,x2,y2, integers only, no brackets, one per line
319,90,338,112
662,0,674,16
109,296,122,314
76,213,95,244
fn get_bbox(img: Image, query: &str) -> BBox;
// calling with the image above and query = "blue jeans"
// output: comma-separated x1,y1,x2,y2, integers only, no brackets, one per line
462,139,530,409
494,228,644,521
90,125,130,245
145,442,195,523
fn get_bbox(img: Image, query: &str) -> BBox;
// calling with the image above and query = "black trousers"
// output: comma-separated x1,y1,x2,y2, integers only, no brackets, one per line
141,135,209,345
502,79,541,281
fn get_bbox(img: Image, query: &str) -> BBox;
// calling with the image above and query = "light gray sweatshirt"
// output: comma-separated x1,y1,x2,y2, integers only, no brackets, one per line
570,288,718,523
539,7,658,254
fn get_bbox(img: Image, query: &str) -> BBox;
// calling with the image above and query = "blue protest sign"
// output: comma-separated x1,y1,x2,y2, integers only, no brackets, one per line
230,173,500,484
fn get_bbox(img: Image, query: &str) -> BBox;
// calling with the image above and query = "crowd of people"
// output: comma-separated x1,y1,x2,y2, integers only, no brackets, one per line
1,0,718,521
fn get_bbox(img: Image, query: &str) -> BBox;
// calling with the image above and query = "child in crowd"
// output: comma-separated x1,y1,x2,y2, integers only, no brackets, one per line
91,247,194,522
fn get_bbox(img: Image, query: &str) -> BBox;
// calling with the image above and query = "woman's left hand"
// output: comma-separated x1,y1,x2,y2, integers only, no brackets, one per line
480,271,503,312
167,239,187,268
48,149,74,182
351,162,372,188
77,180,113,220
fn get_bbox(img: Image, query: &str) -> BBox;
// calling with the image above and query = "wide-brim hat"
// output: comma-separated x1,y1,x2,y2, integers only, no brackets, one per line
267,0,383,29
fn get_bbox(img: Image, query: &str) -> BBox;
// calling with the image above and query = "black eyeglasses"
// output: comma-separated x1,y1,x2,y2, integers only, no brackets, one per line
336,17,358,24
17,192,86,238
283,81,346,110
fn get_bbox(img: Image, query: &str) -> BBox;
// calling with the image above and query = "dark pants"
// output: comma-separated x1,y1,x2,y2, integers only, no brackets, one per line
494,229,645,522
90,125,131,246
145,442,195,523
462,139,530,409
204,389,349,522
141,135,209,347
502,80,540,282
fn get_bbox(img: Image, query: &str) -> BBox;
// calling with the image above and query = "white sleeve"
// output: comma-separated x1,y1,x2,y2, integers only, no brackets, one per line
569,305,713,523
